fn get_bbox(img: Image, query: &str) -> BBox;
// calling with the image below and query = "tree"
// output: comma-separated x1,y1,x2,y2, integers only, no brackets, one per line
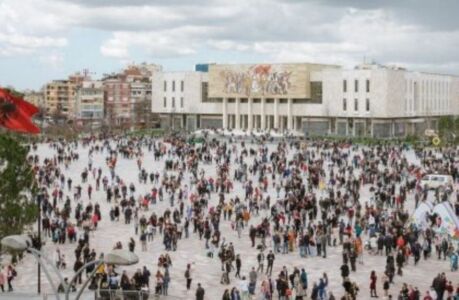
0,134,38,238
438,116,454,136
455,117,459,133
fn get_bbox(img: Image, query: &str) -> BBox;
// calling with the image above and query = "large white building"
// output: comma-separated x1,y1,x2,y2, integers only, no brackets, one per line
152,71,224,131
152,63,459,137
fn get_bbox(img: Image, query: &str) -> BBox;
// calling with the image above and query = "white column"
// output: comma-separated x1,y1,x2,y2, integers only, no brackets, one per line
370,120,374,137
248,98,253,131
287,98,293,130
261,98,266,130
235,98,240,130
274,98,279,129
222,97,228,129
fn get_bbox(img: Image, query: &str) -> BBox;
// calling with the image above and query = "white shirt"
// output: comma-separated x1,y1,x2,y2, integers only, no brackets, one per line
239,280,249,292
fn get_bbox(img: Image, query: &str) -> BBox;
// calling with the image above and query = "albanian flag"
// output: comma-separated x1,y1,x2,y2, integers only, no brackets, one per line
0,88,40,134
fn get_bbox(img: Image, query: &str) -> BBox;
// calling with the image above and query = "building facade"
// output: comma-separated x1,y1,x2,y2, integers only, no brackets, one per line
152,63,459,137
44,73,86,119
103,63,161,129
152,71,221,131
75,80,104,126
103,74,131,128
23,90,45,112
319,64,459,137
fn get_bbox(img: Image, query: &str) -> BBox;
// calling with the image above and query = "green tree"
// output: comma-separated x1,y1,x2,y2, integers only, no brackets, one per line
0,134,38,238
438,116,454,136
455,117,459,133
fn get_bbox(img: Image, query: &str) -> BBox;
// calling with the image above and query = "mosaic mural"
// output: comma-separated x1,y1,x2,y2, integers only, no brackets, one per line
219,64,292,96
208,63,334,99
208,63,329,98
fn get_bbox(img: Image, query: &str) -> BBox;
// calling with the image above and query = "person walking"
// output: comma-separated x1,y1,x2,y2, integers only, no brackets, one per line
239,276,249,300
73,257,84,284
370,270,378,297
320,231,328,258
142,266,151,288
196,283,205,300
266,250,275,276
235,254,242,279
154,270,164,295
163,267,170,296
249,267,258,295
185,263,192,290
6,265,16,292
340,263,349,282
382,274,390,297
257,250,265,273
300,268,308,290
222,289,231,300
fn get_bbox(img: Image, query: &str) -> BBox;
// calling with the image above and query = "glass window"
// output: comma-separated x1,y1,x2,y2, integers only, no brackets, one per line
366,79,370,93
180,97,183,108
354,80,359,92
354,98,358,111
172,81,175,92
163,81,167,92
292,99,309,104
343,98,347,111
163,97,166,107
201,82,208,102
172,97,175,108
343,80,347,92
181,80,184,92
310,82,322,103
366,98,370,111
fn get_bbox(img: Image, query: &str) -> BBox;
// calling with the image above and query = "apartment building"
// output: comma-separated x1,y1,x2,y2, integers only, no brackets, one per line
103,63,161,129
75,80,104,126
44,73,85,119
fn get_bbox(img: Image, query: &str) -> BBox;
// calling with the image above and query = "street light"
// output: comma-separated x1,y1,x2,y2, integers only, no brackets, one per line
70,249,138,300
71,250,139,300
104,249,139,265
1,235,139,300
1,235,31,251
1,235,63,299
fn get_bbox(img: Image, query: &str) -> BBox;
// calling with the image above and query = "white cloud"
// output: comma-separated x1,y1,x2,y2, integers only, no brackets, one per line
100,26,205,59
0,0,68,57
0,33,66,48
100,39,129,59
0,32,67,56
0,0,459,75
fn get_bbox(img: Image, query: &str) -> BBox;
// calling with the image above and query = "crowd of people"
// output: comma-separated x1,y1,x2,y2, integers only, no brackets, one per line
7,132,459,299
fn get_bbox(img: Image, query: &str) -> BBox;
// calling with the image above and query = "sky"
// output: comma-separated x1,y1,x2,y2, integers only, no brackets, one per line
1,0,459,90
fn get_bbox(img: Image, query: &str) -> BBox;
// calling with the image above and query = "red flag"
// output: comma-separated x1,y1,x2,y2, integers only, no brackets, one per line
0,88,40,134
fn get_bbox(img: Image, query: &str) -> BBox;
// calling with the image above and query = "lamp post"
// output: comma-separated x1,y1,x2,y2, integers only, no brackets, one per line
69,249,138,300
36,192,44,294
1,235,139,300
1,235,63,299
